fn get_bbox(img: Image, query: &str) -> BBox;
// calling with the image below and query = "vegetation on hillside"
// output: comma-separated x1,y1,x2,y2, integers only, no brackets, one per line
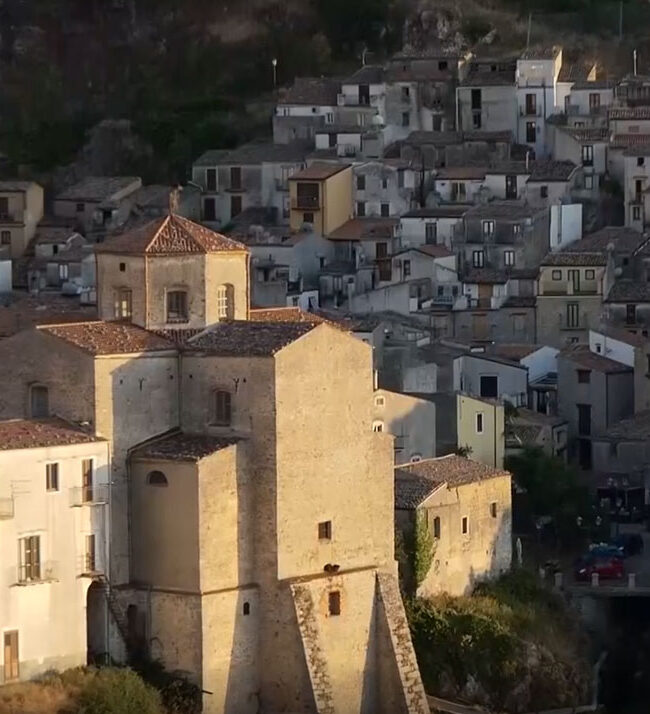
408,570,592,712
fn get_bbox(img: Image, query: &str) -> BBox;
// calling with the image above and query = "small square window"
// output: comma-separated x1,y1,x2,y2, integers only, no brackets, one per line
490,502,497,518
76,202,85,213
119,262,126,272
374,395,385,407
328,591,341,616
638,157,645,167
46,463,59,492
585,269,595,280
577,370,591,384
318,521,332,540
462,516,469,535
552,270,562,280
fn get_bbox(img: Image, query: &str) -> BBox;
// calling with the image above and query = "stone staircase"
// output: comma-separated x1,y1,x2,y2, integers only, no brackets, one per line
376,572,429,714
290,583,335,714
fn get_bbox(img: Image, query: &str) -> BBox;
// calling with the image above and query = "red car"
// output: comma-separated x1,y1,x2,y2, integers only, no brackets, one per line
574,554,625,581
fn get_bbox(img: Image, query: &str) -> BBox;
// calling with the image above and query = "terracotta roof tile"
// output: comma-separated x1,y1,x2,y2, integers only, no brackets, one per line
95,214,247,255
56,177,141,202
488,344,542,361
186,320,318,356
39,321,176,355
289,163,350,181
248,307,334,326
279,77,341,106
605,280,650,303
559,344,631,373
542,252,607,267
327,217,397,241
395,455,510,509
0,418,103,451
0,293,97,339
132,432,239,462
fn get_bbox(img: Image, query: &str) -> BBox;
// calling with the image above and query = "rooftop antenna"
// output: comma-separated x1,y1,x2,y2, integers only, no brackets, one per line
526,12,532,49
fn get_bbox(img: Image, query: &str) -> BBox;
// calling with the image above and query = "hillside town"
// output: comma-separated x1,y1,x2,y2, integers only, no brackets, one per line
3,31,650,714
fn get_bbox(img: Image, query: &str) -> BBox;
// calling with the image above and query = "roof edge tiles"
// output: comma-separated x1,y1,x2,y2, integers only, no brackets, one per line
0,417,104,451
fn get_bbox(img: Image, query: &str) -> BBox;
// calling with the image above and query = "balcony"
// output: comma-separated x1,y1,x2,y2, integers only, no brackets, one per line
431,294,455,305
15,561,58,585
0,497,13,519
292,196,320,210
519,106,542,117
69,484,109,507
78,553,104,578
0,212,20,224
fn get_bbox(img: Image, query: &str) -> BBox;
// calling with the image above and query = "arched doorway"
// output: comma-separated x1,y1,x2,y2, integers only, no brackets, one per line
87,581,108,664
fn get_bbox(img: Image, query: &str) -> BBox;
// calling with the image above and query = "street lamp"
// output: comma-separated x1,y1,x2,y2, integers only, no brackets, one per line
272,58,278,88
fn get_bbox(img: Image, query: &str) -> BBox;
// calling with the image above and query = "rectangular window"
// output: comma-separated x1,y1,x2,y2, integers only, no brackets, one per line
472,112,482,129
0,230,10,245
433,515,441,539
627,304,637,324
461,516,469,535
19,535,41,582
230,195,242,218
471,89,481,111
356,201,366,217
525,93,536,115
425,222,437,244
114,289,132,322
638,157,645,167
318,521,332,540
403,259,411,278
476,412,484,433
214,390,232,426
85,534,96,573
577,370,591,384
451,182,466,201
381,203,390,217
203,197,216,221
3,631,19,682
303,212,314,224
552,269,562,280
328,591,341,616
504,250,515,267
376,242,388,259
326,112,334,124
166,290,188,323
566,303,579,328
76,202,84,213
0,197,8,217
382,177,388,190
82,459,93,503
582,145,594,166
398,169,405,188
526,121,536,143
482,220,495,238
577,404,591,436
401,86,410,102
633,206,641,221
206,168,217,192
490,502,497,518
402,112,410,127
480,375,498,398
46,463,59,492
59,264,69,281
357,175,365,191
472,250,485,268
584,174,594,190
230,166,242,190
589,93,601,111
585,269,595,280
540,185,548,198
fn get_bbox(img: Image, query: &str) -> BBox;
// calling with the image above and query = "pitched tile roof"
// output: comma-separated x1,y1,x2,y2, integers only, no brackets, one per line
605,280,650,303
186,320,318,356
289,162,350,181
412,244,454,258
327,217,397,241
56,176,141,202
402,206,470,219
279,77,341,106
395,455,510,509
39,321,176,355
488,344,542,361
602,409,650,440
594,324,649,347
503,295,537,308
610,134,650,149
95,214,247,255
0,181,39,192
575,226,649,253
0,418,103,451
249,307,336,326
0,293,97,339
464,201,541,220
132,432,239,462
435,166,487,180
557,61,596,82
527,160,577,182
557,126,609,142
462,268,508,284
343,65,385,85
541,252,607,266
194,141,310,167
559,344,631,373
520,46,562,60
609,107,650,120
460,69,515,87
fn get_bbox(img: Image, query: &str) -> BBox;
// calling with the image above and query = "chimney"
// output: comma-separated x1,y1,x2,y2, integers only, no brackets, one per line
634,49,638,76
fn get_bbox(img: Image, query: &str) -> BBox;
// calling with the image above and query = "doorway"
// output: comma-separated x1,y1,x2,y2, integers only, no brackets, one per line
86,582,108,665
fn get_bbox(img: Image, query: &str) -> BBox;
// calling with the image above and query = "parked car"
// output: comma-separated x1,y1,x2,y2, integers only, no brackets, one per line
611,533,644,557
575,554,625,581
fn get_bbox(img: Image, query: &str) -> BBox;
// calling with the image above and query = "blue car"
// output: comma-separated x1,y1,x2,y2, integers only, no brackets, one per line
588,543,625,559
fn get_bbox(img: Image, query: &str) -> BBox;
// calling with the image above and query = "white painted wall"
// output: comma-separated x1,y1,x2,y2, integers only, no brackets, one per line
521,346,559,382
0,437,110,680
0,260,11,292
549,203,582,251
589,330,635,368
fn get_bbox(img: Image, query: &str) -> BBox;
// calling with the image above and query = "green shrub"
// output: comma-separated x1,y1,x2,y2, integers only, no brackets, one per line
461,17,492,44
76,668,163,714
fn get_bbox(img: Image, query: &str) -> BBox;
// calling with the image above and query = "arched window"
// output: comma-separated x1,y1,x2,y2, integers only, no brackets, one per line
166,290,188,323
147,470,168,487
213,390,232,426
217,284,235,319
29,384,49,418
243,601,250,616
372,420,384,433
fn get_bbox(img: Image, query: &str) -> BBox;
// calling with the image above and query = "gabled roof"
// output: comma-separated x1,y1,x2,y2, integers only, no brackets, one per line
0,418,104,451
185,320,319,357
289,162,350,181
249,307,337,327
605,280,650,303
541,252,606,267
520,46,562,60
557,126,609,142
395,455,510,509
488,344,543,361
402,206,470,219
594,325,649,347
132,432,240,462
193,141,309,167
343,65,385,85
279,77,341,106
327,217,397,242
95,214,247,255
56,176,141,202
39,321,176,355
464,201,542,220
609,107,650,120
0,181,39,192
559,344,631,374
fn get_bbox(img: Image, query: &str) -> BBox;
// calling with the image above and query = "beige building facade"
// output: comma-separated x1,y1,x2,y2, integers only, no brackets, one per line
0,181,44,259
396,455,512,596
289,163,353,235
373,388,436,462
0,419,110,682
457,394,505,468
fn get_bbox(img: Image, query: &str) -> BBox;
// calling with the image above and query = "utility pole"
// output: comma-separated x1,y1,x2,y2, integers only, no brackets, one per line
526,12,532,49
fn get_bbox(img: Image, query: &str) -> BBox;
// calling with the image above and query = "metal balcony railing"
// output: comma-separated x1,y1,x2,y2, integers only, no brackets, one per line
16,560,57,585
0,497,14,519
78,553,105,577
69,484,109,507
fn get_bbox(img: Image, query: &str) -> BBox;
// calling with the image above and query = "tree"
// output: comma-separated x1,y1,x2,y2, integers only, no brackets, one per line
313,0,392,55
